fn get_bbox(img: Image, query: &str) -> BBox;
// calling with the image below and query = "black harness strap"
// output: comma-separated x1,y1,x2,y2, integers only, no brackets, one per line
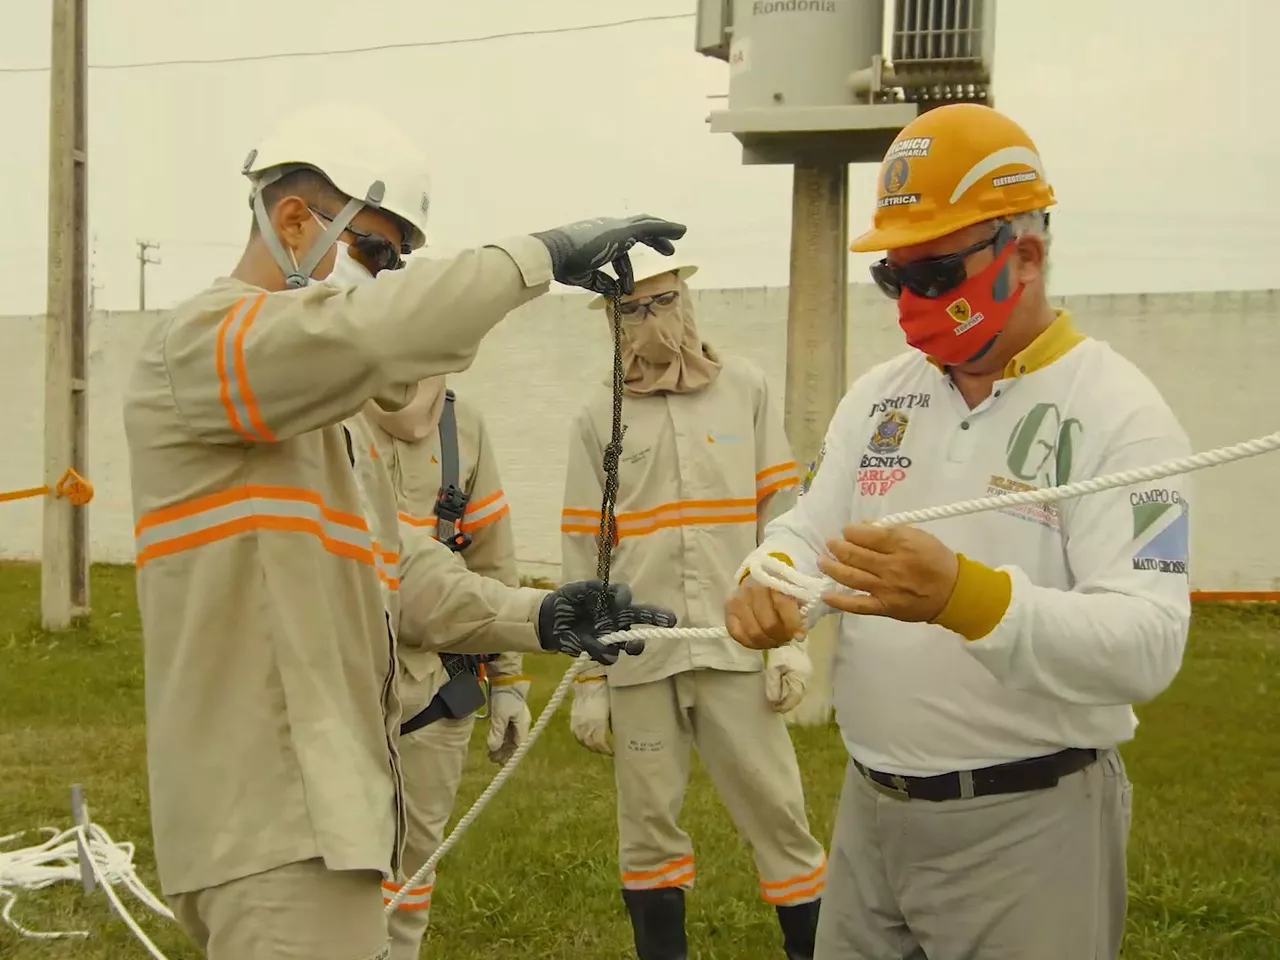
399,389,491,734
434,390,471,554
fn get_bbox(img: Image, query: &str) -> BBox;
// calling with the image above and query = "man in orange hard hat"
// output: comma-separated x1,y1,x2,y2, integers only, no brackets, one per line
724,103,1193,958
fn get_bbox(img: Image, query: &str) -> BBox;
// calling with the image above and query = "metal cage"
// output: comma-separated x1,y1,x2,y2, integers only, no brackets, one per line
887,0,996,105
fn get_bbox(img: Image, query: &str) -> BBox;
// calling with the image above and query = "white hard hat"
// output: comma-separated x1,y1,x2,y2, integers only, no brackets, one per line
243,102,432,252
587,243,698,310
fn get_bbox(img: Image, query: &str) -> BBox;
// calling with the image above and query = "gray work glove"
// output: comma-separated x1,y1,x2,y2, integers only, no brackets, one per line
537,580,676,665
531,214,687,298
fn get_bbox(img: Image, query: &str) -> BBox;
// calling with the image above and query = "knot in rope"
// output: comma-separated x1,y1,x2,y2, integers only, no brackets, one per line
55,469,94,506
0,468,93,507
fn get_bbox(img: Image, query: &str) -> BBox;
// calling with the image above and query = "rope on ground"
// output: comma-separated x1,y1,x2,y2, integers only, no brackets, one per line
0,468,94,506
0,821,173,957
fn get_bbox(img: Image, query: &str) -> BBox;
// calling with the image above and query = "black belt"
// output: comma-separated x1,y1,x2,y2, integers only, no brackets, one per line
853,748,1099,802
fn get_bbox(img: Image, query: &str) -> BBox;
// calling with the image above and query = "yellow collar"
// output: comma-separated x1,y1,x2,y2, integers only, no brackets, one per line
925,309,1085,377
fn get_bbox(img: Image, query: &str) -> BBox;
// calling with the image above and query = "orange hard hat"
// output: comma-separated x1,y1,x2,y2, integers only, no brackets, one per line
850,103,1056,253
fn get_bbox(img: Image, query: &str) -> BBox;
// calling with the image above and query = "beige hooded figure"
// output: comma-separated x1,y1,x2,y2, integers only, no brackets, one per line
362,376,530,960
559,248,827,960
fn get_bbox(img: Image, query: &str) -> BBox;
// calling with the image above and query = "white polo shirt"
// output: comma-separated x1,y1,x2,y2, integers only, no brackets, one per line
760,311,1194,776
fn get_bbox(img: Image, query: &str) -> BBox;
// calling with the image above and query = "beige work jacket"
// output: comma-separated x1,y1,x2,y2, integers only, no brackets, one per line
365,392,527,714
124,238,555,897
560,355,799,687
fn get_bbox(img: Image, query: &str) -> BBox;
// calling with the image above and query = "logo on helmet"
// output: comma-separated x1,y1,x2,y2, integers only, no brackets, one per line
883,157,910,195
885,136,933,160
992,171,1039,188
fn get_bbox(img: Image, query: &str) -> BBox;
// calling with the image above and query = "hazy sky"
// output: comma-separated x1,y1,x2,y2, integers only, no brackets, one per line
2,0,1277,314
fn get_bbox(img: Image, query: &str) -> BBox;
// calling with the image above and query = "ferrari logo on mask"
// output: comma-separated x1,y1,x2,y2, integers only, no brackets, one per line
946,298,972,325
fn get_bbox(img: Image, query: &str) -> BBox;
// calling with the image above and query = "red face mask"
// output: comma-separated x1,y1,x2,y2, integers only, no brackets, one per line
896,243,1025,367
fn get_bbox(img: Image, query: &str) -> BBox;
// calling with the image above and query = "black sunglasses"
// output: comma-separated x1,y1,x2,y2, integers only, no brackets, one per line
310,207,406,273
870,220,1014,300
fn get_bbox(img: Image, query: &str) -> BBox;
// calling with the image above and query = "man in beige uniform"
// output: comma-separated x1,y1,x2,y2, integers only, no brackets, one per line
123,102,681,960
362,376,530,956
560,249,827,960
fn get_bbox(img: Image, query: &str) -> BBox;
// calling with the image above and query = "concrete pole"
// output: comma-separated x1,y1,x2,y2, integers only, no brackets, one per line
781,161,849,728
42,0,90,629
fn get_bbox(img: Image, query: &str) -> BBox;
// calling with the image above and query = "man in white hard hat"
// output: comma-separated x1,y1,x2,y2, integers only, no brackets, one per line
560,247,827,960
724,103,1191,960
359,372,531,954
123,102,684,960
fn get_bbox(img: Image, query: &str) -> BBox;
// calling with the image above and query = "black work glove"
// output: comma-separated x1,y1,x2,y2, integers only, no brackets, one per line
537,580,677,666
531,214,688,298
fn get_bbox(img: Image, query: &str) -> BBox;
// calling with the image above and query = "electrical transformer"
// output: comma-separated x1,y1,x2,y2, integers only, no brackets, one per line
696,0,998,164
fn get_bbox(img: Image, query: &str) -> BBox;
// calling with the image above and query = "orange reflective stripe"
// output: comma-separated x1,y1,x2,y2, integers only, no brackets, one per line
215,294,275,443
381,879,433,911
134,485,395,583
561,499,756,539
461,489,509,532
560,506,601,536
615,498,755,539
374,543,399,591
759,858,826,905
756,460,800,500
398,510,434,530
621,855,695,891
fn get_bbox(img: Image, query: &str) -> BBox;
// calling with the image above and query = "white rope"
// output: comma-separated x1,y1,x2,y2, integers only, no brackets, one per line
392,427,1280,906
0,822,174,958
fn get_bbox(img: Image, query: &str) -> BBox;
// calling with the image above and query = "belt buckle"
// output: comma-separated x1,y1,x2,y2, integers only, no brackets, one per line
868,771,911,802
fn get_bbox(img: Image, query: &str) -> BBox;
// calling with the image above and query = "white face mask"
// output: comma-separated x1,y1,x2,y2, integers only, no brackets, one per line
325,241,375,288
286,214,375,289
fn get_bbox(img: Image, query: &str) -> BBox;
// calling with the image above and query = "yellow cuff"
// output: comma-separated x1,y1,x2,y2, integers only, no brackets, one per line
931,553,1012,642
739,551,795,584
489,674,531,687
574,674,607,684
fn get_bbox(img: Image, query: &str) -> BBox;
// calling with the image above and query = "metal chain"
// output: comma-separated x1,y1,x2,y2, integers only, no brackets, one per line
593,294,627,621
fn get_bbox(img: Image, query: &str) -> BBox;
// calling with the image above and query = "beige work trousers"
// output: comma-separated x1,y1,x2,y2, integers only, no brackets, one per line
385,713,476,960
815,748,1134,960
169,858,389,960
610,668,827,904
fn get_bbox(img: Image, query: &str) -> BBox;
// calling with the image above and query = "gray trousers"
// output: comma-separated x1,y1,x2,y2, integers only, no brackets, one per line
815,749,1133,960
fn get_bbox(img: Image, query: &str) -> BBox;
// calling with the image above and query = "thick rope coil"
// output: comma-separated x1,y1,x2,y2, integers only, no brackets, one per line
0,468,94,507
0,822,173,958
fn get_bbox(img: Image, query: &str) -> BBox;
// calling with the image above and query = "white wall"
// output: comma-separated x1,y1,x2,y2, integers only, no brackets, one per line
2,286,1277,591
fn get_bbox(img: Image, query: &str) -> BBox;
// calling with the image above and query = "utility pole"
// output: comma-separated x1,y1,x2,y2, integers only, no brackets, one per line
42,0,90,630
137,239,160,310
696,0,998,725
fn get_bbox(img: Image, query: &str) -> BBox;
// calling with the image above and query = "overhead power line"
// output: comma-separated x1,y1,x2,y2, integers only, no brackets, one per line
0,13,694,74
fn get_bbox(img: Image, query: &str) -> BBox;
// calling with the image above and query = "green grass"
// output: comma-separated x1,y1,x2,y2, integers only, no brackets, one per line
1,562,1278,959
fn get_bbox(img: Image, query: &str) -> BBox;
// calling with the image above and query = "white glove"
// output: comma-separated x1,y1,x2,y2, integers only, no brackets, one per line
485,678,532,765
569,673,612,755
764,641,812,714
